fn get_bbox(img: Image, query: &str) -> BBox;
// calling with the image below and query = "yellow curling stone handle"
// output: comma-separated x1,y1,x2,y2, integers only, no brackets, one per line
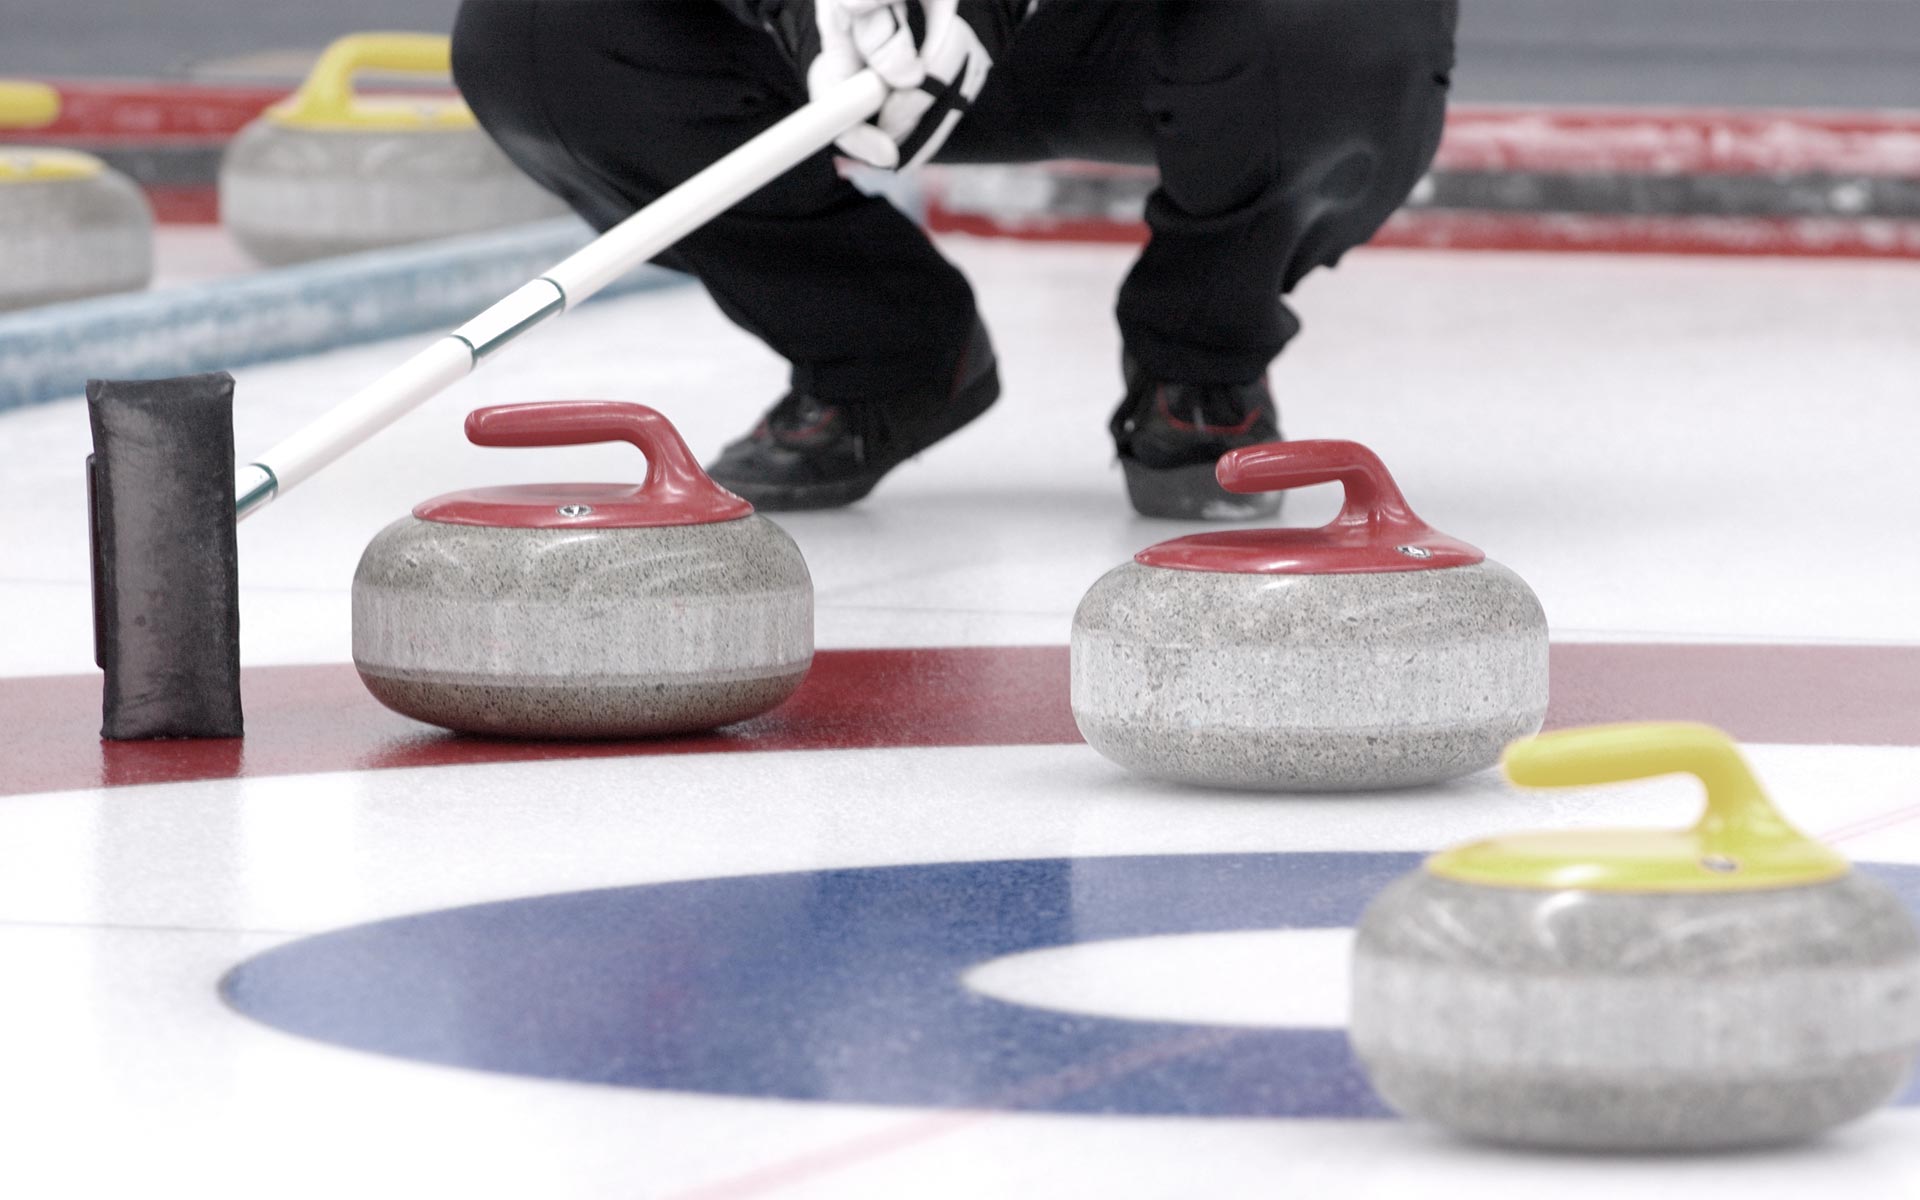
0,81,102,182
0,147,104,183
0,81,105,182
1428,722,1849,892
0,81,60,129
268,32,474,132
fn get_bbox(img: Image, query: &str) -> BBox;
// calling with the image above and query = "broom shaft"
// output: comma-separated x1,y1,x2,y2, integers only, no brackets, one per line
237,69,889,520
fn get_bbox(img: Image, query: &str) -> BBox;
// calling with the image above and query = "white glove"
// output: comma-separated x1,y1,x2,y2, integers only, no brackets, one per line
809,0,993,171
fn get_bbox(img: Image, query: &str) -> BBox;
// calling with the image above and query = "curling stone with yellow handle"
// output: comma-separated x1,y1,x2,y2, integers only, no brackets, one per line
0,82,154,311
220,32,563,265
1350,722,1920,1150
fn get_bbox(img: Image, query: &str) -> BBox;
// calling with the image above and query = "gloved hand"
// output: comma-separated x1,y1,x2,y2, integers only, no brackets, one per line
809,0,995,170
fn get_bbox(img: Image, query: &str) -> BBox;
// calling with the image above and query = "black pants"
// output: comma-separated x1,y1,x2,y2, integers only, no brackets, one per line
452,0,1456,400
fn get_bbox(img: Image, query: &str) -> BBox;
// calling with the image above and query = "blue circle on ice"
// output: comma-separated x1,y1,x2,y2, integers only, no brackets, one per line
220,853,1920,1118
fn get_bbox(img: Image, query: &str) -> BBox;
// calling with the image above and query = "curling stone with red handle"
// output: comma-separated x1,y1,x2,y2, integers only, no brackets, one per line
1071,440,1547,790
352,401,813,738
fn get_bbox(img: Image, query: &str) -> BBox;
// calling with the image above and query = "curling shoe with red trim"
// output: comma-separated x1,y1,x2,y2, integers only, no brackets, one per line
706,320,999,511
1109,357,1284,521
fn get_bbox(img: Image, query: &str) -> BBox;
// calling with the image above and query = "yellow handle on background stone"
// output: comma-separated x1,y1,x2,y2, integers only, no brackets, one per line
1429,722,1849,892
269,33,473,132
0,81,60,130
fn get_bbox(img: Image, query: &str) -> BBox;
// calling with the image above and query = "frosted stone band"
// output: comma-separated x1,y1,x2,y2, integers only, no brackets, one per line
0,224,151,306
1073,634,1545,730
1070,560,1548,789
354,588,813,677
219,123,567,264
222,173,562,243
1353,958,1920,1071
0,171,152,312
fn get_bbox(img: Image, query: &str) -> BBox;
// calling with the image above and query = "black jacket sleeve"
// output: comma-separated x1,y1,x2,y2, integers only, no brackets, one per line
715,0,775,26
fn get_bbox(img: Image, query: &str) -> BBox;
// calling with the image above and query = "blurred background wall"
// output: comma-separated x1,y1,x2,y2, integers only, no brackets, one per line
2,0,1918,108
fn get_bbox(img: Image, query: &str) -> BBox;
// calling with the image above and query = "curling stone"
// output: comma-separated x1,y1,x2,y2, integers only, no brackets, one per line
1071,440,1547,790
1351,722,1920,1151
0,81,153,311
220,32,564,266
352,401,813,738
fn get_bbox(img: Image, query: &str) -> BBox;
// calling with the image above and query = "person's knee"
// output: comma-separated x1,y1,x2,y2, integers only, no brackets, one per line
1156,0,1452,217
449,1,527,121
1143,45,1280,218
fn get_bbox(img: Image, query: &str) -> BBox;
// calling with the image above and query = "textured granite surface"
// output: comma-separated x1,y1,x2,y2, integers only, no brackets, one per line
353,514,812,736
1351,870,1920,1149
1070,561,1548,789
358,668,809,740
0,165,152,311
220,123,563,265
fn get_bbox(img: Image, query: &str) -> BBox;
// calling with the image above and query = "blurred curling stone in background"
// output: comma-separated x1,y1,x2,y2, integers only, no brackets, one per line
1071,440,1548,790
219,32,564,266
352,402,814,739
1350,722,1920,1150
0,81,154,312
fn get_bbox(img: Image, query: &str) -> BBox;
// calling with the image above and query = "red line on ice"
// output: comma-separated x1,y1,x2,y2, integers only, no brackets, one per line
0,646,1076,797
926,208,1920,261
2,642,1917,797
667,1027,1248,1200
32,88,1920,175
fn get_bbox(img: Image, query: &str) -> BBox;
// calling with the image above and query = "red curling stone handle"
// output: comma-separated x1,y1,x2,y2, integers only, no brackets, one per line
1216,439,1418,520
464,401,747,517
1136,439,1483,573
1218,438,1440,544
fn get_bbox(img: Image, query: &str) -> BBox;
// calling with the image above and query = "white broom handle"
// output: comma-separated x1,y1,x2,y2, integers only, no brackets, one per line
237,69,889,519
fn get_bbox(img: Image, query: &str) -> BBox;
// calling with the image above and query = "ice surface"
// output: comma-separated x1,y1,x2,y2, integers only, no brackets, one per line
4,235,1917,675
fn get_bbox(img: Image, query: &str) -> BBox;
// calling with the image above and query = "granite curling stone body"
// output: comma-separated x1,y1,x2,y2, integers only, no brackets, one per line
220,33,562,265
353,401,813,737
0,81,153,311
1071,440,1547,790
1351,722,1920,1150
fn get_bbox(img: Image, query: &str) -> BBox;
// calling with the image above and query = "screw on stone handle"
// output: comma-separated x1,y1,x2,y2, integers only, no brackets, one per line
1502,722,1819,854
465,401,731,508
0,81,60,130
277,33,453,126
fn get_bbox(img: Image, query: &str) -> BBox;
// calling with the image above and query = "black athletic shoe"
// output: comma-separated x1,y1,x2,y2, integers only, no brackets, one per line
707,321,1000,511
1108,357,1284,520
